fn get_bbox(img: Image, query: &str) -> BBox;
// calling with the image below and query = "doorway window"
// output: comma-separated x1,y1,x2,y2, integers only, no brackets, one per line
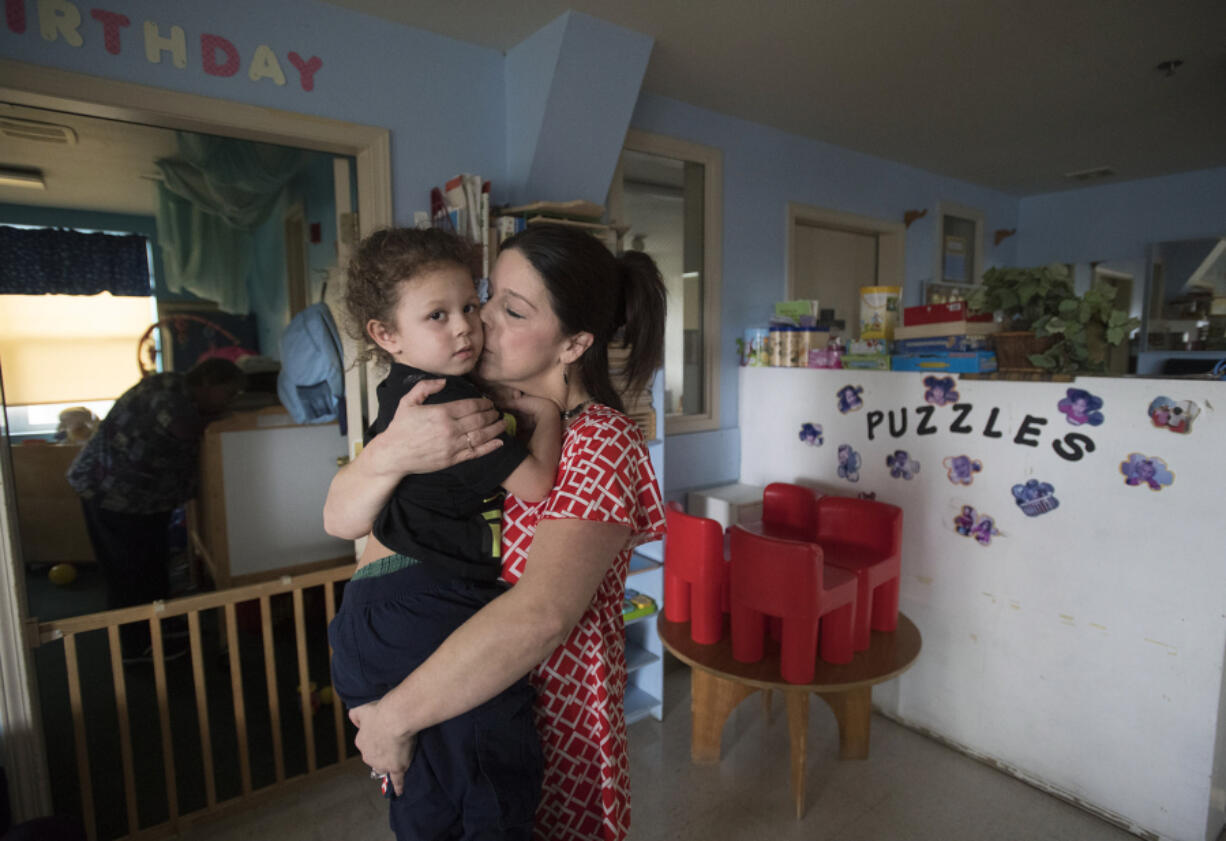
611,130,722,435
786,203,906,340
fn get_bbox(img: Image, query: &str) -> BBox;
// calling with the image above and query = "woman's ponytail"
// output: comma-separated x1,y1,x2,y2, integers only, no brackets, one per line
613,250,666,402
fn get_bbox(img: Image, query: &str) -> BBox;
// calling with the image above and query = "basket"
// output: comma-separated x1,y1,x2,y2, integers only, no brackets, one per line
992,331,1056,372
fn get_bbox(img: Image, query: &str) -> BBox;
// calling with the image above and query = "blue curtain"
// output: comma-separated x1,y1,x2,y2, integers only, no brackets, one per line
156,133,305,313
0,225,150,296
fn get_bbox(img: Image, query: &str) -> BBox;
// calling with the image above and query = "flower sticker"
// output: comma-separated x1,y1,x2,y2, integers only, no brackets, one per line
1147,396,1199,434
1120,453,1174,491
886,450,920,479
837,444,862,482
798,422,823,446
923,376,959,407
1058,388,1104,426
1012,479,1059,516
953,505,1000,546
943,455,982,485
836,385,864,414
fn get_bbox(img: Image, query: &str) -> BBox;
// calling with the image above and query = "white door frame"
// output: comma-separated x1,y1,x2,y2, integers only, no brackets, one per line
786,201,906,297
0,58,393,821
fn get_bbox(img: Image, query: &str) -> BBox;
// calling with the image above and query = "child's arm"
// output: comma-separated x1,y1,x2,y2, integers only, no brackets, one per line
499,394,562,503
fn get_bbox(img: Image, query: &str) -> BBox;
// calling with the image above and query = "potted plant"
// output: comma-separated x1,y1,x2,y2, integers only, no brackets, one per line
1030,278,1141,373
967,263,1140,373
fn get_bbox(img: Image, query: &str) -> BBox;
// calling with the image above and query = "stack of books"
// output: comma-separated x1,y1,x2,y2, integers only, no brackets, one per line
433,174,492,275
609,341,656,440
891,303,1000,373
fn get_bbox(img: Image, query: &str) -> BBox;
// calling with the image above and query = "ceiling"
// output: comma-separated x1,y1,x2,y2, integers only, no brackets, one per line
0,103,176,216
321,0,1226,196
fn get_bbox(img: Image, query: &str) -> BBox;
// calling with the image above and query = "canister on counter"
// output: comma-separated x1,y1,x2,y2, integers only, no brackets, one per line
795,327,822,367
860,286,902,339
769,325,787,366
782,326,799,367
743,327,770,366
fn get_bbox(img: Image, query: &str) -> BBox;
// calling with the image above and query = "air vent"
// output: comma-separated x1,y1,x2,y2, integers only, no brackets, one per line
1063,166,1116,182
0,117,78,145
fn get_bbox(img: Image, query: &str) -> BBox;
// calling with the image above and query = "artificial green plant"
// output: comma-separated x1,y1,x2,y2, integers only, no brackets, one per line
968,263,1141,373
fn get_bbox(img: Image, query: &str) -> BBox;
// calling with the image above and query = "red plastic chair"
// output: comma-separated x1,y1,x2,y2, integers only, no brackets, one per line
815,496,902,650
762,484,903,652
762,481,820,539
728,525,857,682
663,502,729,644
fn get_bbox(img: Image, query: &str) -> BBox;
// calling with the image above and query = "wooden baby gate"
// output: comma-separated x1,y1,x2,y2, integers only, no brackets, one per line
33,562,359,841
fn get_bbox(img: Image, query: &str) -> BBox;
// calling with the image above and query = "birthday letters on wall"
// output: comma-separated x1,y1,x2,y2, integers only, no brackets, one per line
4,0,325,91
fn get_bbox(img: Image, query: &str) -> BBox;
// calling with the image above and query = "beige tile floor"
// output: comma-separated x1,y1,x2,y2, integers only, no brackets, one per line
180,661,1193,841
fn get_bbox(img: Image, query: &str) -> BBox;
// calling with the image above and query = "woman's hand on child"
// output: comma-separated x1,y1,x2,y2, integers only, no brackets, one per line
350,700,416,797
375,378,506,475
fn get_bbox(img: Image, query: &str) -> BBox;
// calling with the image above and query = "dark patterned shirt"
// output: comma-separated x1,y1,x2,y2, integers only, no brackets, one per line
66,373,204,514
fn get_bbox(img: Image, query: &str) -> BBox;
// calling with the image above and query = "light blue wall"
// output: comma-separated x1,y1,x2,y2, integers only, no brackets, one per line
1,0,506,218
629,93,1021,490
1016,167,1226,267
514,12,652,205
505,14,569,205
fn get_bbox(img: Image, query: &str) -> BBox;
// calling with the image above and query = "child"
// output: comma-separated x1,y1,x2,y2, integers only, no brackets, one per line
328,228,559,841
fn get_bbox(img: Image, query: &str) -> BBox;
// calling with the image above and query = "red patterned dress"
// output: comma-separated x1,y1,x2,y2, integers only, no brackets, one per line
500,403,665,841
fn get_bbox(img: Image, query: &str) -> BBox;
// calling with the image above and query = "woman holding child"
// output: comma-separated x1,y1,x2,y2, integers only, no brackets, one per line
323,223,667,841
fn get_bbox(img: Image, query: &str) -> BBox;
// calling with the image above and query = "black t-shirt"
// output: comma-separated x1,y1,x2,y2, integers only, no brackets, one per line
368,364,529,580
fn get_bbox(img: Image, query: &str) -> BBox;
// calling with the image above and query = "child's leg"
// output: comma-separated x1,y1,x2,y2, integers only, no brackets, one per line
406,677,541,841
335,569,542,840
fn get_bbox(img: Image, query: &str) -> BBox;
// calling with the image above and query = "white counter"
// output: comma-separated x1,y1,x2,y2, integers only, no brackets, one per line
737,366,1225,841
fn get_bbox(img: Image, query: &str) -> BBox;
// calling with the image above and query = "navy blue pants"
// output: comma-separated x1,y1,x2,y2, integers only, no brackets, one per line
79,499,171,655
329,564,542,841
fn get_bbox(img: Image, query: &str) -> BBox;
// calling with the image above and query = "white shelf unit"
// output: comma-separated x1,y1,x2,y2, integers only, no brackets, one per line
623,398,666,724
625,545,664,723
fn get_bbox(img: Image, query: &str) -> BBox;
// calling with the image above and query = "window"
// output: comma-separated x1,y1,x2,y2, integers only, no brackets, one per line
610,130,722,435
0,292,156,406
933,201,985,286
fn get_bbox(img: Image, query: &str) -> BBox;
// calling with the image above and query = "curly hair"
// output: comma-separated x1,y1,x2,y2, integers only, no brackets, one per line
343,227,481,367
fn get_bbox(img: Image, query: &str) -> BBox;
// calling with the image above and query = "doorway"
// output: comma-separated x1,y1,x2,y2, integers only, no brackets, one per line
0,58,391,825
785,202,905,340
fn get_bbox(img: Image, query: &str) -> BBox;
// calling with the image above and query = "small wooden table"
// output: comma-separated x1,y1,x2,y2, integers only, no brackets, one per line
657,612,921,818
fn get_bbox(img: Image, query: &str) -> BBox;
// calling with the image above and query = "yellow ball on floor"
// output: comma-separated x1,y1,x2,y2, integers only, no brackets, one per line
48,564,77,587
318,685,334,706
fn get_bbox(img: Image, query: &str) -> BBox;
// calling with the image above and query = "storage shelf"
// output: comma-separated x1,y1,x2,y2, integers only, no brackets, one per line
624,685,660,724
633,539,664,564
625,641,661,674
627,557,661,578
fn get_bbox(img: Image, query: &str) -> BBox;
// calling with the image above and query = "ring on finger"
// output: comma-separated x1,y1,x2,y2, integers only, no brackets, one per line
465,431,475,451
370,768,382,779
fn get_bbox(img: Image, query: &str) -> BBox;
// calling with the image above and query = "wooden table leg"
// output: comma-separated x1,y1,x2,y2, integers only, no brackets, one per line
815,685,873,759
690,668,757,764
784,690,809,819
